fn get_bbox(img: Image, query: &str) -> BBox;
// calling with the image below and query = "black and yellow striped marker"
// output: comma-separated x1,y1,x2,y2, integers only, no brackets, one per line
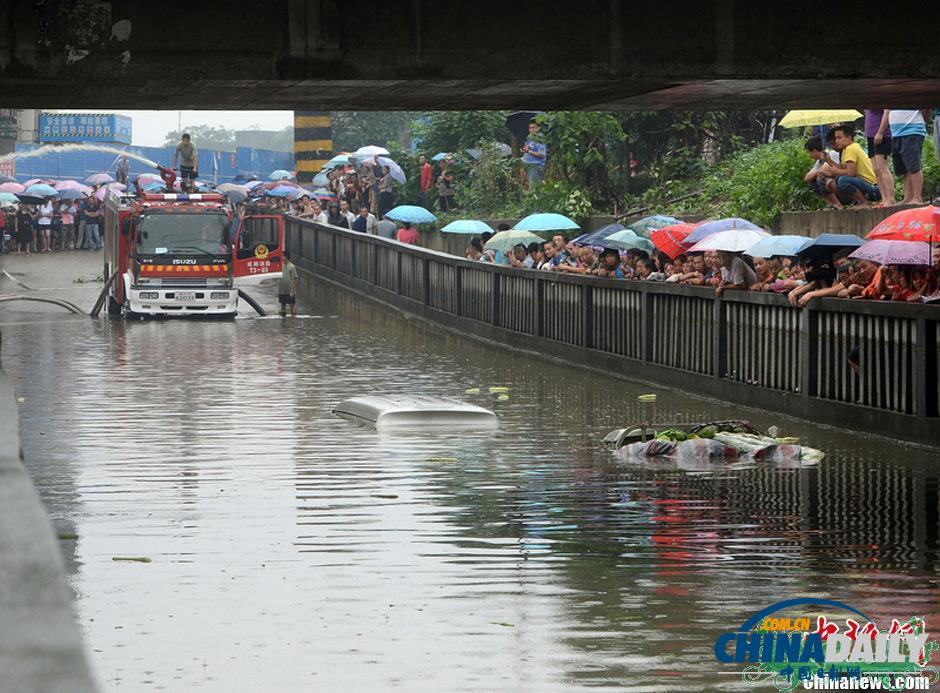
294,111,332,182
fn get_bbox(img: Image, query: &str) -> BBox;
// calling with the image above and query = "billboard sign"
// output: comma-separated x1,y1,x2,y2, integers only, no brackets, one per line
39,113,132,144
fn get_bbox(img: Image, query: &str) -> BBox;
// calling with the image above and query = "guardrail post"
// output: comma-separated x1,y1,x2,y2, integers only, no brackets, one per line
713,295,726,379
396,251,403,296
914,315,930,417
455,265,463,317
800,306,818,398
350,234,357,277
535,278,544,337
422,257,431,306
331,232,337,269
372,241,379,284
641,288,653,363
491,272,500,327
581,283,593,349
312,225,318,264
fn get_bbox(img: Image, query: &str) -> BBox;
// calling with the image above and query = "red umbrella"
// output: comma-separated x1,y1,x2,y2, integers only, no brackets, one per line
867,205,940,242
650,222,699,260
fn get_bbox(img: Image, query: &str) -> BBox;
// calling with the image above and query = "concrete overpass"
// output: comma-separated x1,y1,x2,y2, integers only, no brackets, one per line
1,0,939,110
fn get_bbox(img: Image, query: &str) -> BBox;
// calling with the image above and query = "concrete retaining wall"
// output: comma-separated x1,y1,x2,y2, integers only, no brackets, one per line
774,204,921,237
0,351,97,692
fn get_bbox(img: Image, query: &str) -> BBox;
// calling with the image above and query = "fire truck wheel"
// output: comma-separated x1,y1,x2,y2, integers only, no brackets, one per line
107,295,121,316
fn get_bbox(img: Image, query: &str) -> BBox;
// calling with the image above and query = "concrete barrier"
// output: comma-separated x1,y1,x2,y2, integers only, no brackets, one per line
0,355,97,692
775,204,921,237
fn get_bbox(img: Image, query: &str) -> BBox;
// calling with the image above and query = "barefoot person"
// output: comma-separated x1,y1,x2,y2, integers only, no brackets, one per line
278,250,298,317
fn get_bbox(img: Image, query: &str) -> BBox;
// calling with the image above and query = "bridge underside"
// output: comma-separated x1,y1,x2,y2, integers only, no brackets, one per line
1,1,939,110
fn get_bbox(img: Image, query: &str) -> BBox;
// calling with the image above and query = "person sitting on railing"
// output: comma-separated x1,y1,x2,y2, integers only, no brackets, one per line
716,251,756,295
591,249,625,278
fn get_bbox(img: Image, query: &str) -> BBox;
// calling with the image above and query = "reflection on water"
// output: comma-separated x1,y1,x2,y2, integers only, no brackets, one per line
3,277,939,692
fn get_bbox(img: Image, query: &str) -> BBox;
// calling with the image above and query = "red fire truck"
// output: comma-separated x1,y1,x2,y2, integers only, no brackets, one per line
103,189,284,317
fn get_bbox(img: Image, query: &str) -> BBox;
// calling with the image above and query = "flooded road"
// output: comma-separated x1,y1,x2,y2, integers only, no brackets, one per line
2,253,939,691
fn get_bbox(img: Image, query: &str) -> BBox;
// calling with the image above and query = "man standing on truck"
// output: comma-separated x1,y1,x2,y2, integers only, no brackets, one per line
278,250,298,317
172,133,198,189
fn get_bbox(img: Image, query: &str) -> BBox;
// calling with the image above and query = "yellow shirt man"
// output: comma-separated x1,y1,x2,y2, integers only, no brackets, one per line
840,142,877,185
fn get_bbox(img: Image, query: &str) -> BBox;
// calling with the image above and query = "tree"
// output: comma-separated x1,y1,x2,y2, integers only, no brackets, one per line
331,112,418,152
412,111,511,156
163,125,236,152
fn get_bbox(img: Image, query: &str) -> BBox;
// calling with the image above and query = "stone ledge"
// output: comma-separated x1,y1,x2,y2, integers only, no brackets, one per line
0,352,97,693
775,204,922,238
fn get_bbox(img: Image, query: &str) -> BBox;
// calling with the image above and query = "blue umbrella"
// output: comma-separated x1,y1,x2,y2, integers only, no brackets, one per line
268,169,293,181
57,188,89,200
573,223,626,246
25,183,59,198
796,233,865,260
602,229,655,252
441,219,495,234
745,235,812,258
684,217,762,245
266,185,295,197
431,152,451,162
312,171,331,187
0,191,19,205
515,212,580,232
385,205,437,224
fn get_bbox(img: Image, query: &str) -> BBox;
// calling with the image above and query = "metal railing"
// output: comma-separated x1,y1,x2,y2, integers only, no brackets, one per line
286,217,940,446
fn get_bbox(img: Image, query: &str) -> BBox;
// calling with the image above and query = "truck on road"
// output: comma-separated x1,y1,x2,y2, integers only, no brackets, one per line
103,190,283,318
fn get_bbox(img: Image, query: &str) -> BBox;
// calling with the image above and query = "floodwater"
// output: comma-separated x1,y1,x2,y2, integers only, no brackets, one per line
2,257,939,692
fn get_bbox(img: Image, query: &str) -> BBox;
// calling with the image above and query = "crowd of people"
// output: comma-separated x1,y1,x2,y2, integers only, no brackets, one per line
804,109,935,209
0,193,104,254
464,233,940,306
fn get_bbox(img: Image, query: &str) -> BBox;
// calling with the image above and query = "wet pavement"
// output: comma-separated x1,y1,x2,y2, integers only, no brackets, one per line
1,251,939,691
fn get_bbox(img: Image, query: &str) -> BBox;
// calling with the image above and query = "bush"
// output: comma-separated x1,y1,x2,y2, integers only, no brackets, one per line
920,138,940,200
454,143,524,216
522,181,594,223
696,138,822,227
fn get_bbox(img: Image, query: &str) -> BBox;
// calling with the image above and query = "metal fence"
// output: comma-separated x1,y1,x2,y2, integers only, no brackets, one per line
286,217,940,446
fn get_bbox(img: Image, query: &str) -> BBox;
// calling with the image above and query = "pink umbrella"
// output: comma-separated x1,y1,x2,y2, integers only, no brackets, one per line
85,172,114,184
24,178,55,187
0,182,25,194
136,173,163,186
54,180,92,194
849,239,932,266
103,182,126,191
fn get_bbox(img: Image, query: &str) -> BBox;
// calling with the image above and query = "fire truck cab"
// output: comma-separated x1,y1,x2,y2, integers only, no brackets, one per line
103,191,283,317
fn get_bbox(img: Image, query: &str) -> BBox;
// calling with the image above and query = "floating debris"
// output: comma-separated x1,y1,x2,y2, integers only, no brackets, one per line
370,493,399,499
425,456,458,464
57,532,78,541
496,394,510,401
464,387,481,394
488,387,509,393
637,394,657,402
112,556,152,563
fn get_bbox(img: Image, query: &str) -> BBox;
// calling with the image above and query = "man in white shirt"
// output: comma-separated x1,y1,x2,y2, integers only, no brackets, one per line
339,200,356,226
876,109,929,205
803,135,847,209
716,251,757,295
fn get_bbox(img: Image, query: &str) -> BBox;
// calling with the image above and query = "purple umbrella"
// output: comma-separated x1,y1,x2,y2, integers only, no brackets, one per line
849,239,932,266
684,217,762,245
85,172,114,184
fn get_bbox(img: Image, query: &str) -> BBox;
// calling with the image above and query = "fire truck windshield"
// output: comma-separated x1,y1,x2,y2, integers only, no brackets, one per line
137,213,230,257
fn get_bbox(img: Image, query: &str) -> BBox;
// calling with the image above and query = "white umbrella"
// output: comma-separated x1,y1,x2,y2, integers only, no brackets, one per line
483,230,546,253
376,156,406,185
353,145,390,161
687,228,769,253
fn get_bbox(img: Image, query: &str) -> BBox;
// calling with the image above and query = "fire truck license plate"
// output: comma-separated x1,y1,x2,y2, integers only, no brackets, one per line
176,291,196,301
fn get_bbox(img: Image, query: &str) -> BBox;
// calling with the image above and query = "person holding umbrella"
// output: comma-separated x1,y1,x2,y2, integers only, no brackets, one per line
396,221,419,245
37,196,54,252
437,159,455,212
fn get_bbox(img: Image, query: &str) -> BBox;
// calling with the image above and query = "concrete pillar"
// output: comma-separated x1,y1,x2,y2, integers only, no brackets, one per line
294,111,332,183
